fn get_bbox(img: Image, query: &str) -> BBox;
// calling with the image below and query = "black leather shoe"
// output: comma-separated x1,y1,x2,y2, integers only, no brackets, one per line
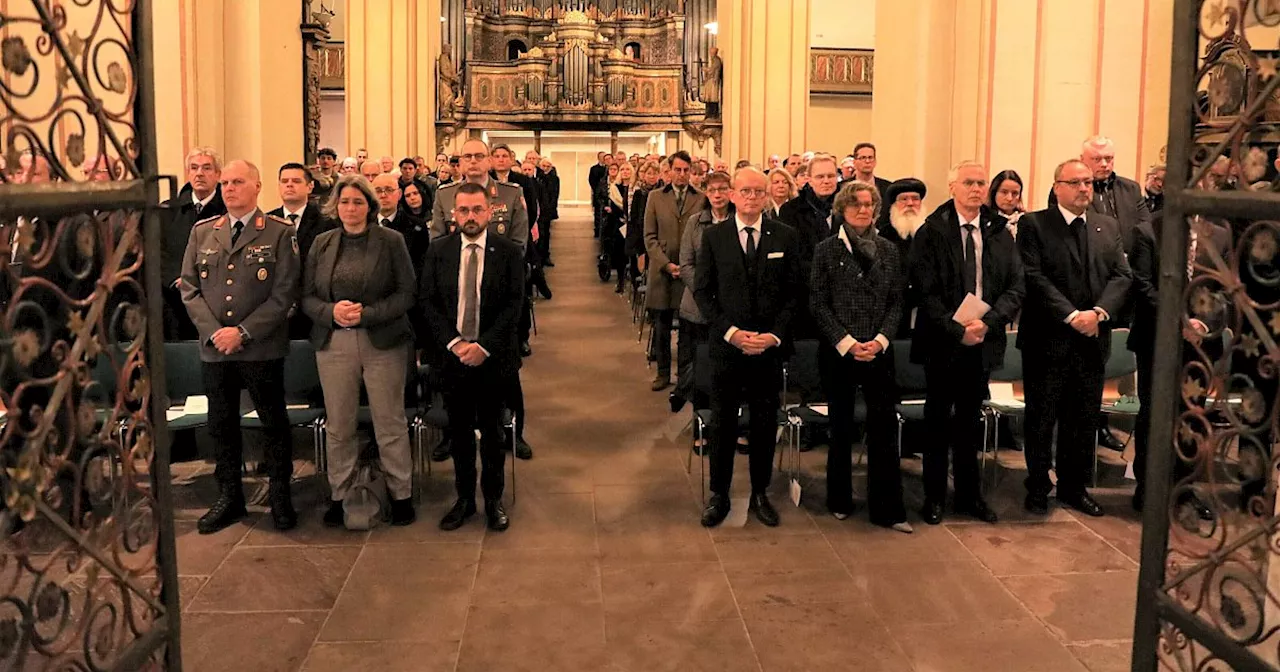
197,492,247,535
1098,428,1125,452
485,499,510,531
543,259,555,268
439,499,477,531
520,342,533,357
750,493,780,527
389,497,416,526
701,493,731,528
1060,492,1105,517
1024,492,1050,515
269,482,297,531
669,393,687,413
955,497,999,523
920,500,944,525
430,437,452,462
514,439,533,460
322,500,345,528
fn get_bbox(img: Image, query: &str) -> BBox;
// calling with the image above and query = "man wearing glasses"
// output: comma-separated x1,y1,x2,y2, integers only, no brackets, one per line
431,139,529,248
1016,159,1132,518
694,167,801,528
851,142,892,202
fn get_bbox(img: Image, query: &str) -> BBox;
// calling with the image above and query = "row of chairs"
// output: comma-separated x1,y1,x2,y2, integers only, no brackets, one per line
686,330,1139,503
92,341,516,504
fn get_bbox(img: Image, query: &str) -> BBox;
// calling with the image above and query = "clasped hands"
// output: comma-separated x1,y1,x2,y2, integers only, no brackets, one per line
846,340,884,362
211,326,244,355
729,330,778,356
450,340,488,367
1069,309,1101,337
961,319,988,346
333,300,363,328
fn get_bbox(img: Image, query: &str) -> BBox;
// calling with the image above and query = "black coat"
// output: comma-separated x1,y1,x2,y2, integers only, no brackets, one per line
266,202,337,267
693,217,802,358
589,163,608,192
808,227,903,349
876,219,918,337
419,231,525,374
538,169,561,221
1127,215,1229,355
626,186,653,257
1046,173,1149,254
909,201,1025,369
384,207,432,279
162,183,226,286
1015,207,1132,357
778,184,837,272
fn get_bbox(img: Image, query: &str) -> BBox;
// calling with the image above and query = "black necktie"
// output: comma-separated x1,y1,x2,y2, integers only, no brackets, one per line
743,226,757,275
962,224,977,295
1070,217,1087,260
677,189,686,214
194,202,203,215
288,213,299,226
230,220,244,247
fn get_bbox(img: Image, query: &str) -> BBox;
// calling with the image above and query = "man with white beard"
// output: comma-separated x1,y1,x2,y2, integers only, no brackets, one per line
879,178,927,338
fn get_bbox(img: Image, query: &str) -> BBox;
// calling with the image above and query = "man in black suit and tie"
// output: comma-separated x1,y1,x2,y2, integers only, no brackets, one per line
1017,159,1132,517
419,182,525,532
269,163,336,339
910,161,1025,525
694,167,802,528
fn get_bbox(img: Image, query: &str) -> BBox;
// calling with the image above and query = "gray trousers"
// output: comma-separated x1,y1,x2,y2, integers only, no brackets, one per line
316,329,413,500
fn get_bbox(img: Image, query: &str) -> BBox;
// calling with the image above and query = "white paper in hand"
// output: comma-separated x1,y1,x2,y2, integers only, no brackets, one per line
789,478,802,507
952,293,991,324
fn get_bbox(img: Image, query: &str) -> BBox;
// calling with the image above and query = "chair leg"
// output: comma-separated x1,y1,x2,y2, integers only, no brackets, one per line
508,420,518,506
697,421,706,505
1093,429,1099,489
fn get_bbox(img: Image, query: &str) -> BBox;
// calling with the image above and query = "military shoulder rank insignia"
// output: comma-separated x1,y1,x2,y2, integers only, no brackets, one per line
208,215,228,229
254,215,265,230
268,214,292,226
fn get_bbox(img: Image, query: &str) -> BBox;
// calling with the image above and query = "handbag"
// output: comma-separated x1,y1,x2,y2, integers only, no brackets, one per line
340,460,388,531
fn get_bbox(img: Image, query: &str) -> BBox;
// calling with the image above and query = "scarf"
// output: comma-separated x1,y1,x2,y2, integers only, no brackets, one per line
843,222,879,263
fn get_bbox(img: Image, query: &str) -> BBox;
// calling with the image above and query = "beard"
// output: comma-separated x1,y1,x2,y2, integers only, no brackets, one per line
889,207,924,239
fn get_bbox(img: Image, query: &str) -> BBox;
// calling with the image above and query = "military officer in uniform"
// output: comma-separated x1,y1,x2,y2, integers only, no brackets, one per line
430,139,529,247
427,139,535,460
180,159,301,534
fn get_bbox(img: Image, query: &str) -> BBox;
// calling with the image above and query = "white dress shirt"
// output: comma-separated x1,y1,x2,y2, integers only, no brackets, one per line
193,190,216,212
281,204,306,223
957,205,983,299
832,225,890,357
722,214,781,348
378,210,398,227
446,228,490,354
1056,205,1109,324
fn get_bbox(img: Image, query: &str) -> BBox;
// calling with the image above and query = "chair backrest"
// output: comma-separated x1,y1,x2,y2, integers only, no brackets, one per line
164,341,205,400
282,340,325,405
786,340,824,403
1104,328,1137,380
989,336,1022,382
892,339,927,397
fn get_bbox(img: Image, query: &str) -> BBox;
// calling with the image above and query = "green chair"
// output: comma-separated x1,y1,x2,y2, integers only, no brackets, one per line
163,341,209,433
1096,328,1138,485
982,338,1024,492
892,340,928,453
240,340,326,472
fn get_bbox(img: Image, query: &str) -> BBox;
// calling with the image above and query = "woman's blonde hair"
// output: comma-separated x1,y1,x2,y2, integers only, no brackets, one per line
769,168,797,202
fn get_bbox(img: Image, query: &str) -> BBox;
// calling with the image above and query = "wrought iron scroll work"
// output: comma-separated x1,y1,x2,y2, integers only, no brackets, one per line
1135,1,1280,670
0,1,177,670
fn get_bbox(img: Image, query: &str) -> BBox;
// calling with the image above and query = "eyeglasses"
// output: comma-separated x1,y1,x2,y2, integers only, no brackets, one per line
706,186,731,194
460,153,488,162
960,179,988,189
737,188,767,198
1055,179,1093,189
849,203,876,210
374,187,399,195
854,155,876,161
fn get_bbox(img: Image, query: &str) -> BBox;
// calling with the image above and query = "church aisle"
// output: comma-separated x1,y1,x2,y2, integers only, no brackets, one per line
177,211,1137,672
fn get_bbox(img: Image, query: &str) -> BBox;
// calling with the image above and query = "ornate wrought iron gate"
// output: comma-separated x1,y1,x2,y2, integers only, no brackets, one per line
1134,1,1280,670
0,0,182,670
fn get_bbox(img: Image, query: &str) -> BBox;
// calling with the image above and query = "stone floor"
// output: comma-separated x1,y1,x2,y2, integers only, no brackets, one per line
175,210,1140,672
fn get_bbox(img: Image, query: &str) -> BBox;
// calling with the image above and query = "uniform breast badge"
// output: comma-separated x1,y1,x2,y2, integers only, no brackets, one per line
258,268,268,281
497,223,507,235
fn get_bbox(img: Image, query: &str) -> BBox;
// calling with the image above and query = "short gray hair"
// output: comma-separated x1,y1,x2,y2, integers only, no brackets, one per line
185,146,222,171
832,179,881,221
1082,135,1114,151
324,174,379,226
947,160,985,183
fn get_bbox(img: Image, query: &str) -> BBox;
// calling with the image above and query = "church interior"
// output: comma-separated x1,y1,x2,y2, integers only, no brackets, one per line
2,0,1280,671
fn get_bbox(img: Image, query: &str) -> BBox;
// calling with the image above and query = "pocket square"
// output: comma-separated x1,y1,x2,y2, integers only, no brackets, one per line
767,252,785,259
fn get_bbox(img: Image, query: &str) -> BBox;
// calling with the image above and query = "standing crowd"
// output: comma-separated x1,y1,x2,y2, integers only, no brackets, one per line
592,136,1197,530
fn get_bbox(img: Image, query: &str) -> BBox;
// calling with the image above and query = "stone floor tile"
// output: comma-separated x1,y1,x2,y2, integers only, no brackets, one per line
455,602,609,672
187,546,360,612
472,546,602,606
890,618,1089,672
601,562,738,623
1002,571,1140,642
851,558,1030,626
183,611,325,672
950,521,1137,576
741,601,913,672
174,518,256,576
302,642,458,672
605,617,760,672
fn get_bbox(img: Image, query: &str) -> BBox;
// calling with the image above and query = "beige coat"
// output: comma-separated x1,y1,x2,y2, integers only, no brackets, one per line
643,184,707,310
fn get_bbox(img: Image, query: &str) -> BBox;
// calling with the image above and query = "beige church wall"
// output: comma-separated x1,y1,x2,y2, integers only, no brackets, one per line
344,0,440,163
149,0,304,210
873,0,1171,211
805,0,875,156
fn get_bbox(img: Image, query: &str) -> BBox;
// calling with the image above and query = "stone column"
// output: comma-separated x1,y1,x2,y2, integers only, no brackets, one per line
718,0,809,165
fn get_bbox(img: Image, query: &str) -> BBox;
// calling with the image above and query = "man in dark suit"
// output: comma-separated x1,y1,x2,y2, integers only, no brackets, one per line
910,161,1025,525
694,167,802,528
269,163,338,340
1081,136,1150,254
162,147,226,341
1127,214,1225,512
419,182,525,532
1017,159,1132,517
537,157,561,266
851,142,892,202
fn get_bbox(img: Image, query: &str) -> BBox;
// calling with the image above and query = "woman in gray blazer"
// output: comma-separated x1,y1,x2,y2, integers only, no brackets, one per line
303,174,418,527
